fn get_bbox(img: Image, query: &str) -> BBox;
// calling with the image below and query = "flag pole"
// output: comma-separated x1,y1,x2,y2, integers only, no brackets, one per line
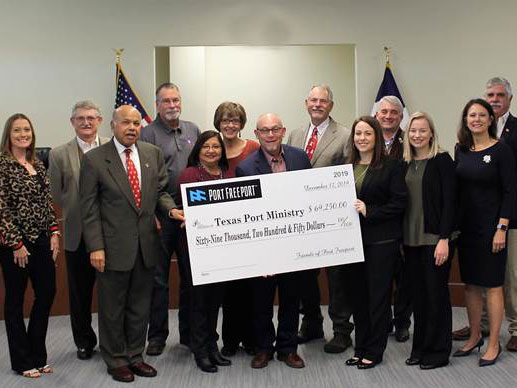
113,48,124,85
383,46,391,67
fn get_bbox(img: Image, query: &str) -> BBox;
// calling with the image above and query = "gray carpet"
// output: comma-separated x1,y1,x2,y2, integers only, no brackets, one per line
1,307,516,387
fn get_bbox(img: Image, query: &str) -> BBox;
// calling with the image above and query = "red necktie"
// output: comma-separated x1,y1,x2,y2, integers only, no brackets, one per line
125,148,141,208
305,127,318,160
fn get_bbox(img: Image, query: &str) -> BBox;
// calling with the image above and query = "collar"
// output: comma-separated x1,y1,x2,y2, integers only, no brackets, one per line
309,116,331,134
76,135,99,148
156,114,182,134
263,146,285,164
499,111,510,126
113,137,137,156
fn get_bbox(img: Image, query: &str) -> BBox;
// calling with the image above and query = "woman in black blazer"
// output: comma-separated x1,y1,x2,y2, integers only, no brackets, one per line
344,116,407,369
401,112,456,370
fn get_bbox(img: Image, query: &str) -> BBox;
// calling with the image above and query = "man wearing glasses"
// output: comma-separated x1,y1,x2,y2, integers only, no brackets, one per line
236,113,311,369
49,100,109,360
140,83,200,356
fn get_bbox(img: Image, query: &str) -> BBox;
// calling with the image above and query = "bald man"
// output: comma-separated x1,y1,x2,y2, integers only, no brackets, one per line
80,105,180,382
236,113,311,369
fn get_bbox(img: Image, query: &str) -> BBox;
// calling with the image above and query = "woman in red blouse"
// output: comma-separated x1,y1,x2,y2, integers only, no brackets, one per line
0,113,60,378
176,130,233,373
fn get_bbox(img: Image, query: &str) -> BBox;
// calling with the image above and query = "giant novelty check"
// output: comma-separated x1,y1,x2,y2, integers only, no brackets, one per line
181,164,364,285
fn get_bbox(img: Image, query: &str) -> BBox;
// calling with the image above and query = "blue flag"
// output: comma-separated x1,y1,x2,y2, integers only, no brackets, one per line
115,63,152,125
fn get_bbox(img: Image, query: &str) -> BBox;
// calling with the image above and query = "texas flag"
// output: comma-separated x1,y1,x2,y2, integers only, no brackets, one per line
371,64,409,129
115,63,153,125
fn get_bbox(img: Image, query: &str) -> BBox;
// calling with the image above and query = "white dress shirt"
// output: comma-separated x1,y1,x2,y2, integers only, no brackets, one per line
303,117,330,150
76,135,100,154
113,137,141,189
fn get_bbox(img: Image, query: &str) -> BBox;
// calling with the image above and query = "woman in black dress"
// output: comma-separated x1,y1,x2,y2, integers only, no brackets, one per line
344,116,407,369
454,99,516,366
402,112,457,369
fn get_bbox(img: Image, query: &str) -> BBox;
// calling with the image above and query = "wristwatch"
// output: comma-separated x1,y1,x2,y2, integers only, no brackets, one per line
497,224,508,231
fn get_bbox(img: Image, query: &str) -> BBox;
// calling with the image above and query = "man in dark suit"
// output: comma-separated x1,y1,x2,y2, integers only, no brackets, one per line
287,84,353,353
453,77,517,352
80,105,181,382
49,100,109,361
236,113,311,369
375,96,411,343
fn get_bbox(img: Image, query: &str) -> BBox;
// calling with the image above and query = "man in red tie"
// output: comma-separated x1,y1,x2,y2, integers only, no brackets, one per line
80,105,182,383
287,84,351,353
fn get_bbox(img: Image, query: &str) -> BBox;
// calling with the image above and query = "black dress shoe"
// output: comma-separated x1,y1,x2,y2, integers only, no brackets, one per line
77,348,94,360
324,333,353,353
108,366,135,383
452,338,484,357
395,327,410,342
297,327,324,344
221,346,238,357
146,342,165,356
405,357,420,366
357,359,377,369
195,357,217,373
209,351,232,366
479,343,502,367
129,361,157,377
345,357,361,366
419,360,449,370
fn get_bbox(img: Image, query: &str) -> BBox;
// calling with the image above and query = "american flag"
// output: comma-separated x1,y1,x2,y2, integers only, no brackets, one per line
115,63,153,125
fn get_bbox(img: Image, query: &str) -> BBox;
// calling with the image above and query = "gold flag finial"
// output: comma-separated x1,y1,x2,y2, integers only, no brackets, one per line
384,46,391,65
113,48,124,64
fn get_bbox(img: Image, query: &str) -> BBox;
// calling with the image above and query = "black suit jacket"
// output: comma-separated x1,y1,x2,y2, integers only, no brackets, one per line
500,113,517,229
80,140,175,271
235,145,311,177
405,152,457,239
358,158,407,245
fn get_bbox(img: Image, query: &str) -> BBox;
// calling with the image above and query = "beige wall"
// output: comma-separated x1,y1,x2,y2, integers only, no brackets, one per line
1,0,516,152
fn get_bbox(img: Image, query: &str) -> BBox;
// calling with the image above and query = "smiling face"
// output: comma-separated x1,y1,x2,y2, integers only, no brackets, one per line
156,87,182,125
305,87,333,126
354,121,376,155
408,118,433,153
70,108,102,142
199,135,223,168
376,100,403,133
255,113,286,157
111,106,142,147
219,113,242,141
485,84,512,119
466,103,492,135
9,118,33,153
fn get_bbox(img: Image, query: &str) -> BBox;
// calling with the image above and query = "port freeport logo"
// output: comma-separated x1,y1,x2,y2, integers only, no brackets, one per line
186,179,262,207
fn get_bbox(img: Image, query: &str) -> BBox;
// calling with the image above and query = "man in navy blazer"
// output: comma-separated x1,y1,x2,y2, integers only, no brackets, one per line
236,113,311,369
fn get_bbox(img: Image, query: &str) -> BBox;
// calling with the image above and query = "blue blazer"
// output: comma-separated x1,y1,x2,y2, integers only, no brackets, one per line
235,144,311,177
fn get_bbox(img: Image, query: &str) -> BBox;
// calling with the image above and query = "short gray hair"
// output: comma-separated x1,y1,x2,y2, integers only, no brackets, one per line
307,84,333,102
155,82,181,101
378,95,403,114
71,100,101,118
486,77,513,97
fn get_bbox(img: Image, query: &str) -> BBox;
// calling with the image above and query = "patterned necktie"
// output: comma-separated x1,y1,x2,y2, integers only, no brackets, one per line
124,148,141,208
305,127,318,160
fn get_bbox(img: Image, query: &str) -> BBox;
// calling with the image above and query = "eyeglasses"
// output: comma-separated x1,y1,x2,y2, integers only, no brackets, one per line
256,127,283,135
221,118,241,125
201,144,222,151
73,116,99,122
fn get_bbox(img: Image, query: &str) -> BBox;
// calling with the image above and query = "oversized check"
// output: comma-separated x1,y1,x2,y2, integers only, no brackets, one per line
181,164,364,285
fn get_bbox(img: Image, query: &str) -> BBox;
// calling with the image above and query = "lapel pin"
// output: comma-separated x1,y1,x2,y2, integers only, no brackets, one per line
145,163,150,168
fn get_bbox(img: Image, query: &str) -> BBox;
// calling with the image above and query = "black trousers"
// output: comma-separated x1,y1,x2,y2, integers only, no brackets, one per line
404,243,453,364
393,249,412,331
97,249,154,369
298,269,323,330
190,282,224,358
252,272,300,354
222,278,255,350
0,234,56,373
65,239,97,350
345,242,398,363
148,216,190,345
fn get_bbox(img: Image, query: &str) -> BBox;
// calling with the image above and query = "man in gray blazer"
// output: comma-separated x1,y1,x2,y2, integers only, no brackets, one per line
80,105,181,383
287,84,352,353
49,100,109,360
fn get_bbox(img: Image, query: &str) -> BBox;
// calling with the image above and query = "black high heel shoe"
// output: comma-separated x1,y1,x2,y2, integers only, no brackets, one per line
209,351,232,366
345,357,361,366
357,359,377,369
479,343,502,367
452,337,484,357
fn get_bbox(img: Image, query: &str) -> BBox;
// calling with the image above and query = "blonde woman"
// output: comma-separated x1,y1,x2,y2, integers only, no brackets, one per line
402,112,456,369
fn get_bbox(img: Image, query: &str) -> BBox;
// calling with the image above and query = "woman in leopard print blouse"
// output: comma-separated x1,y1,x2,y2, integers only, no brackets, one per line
0,113,60,378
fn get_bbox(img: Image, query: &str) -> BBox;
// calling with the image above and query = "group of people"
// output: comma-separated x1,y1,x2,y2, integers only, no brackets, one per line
1,77,517,382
